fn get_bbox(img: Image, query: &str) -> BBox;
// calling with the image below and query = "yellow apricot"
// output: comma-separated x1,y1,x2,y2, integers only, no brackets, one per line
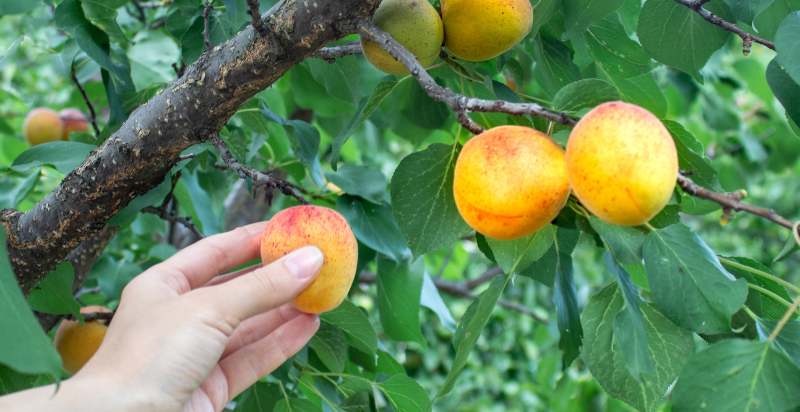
361,0,444,75
23,108,64,146
453,126,570,240
260,205,358,314
54,305,110,375
565,101,678,226
60,108,89,140
441,0,533,62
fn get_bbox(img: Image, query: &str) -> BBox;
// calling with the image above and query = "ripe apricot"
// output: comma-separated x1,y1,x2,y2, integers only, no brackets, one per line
441,0,533,62
53,305,110,375
361,0,444,75
260,206,358,314
60,108,89,140
566,101,678,226
23,108,64,146
453,126,570,240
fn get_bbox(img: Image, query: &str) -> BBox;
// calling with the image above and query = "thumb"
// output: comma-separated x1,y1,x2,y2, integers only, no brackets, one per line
200,246,323,320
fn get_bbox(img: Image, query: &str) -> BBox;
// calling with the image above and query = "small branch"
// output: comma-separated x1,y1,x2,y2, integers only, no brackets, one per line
131,0,146,24
359,270,547,322
677,174,797,233
313,42,362,63
142,206,204,240
674,0,775,53
203,0,213,51
768,295,800,342
465,267,503,290
357,21,576,133
211,135,309,204
69,63,100,137
64,310,115,323
246,0,268,37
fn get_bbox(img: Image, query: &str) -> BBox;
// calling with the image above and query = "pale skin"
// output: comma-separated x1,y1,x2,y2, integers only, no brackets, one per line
0,221,324,412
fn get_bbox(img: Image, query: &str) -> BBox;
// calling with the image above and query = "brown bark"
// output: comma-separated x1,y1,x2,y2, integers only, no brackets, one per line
1,0,380,294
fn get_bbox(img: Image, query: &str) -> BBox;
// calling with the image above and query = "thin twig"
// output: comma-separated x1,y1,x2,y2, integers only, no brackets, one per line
64,310,115,323
358,270,547,322
465,267,503,290
356,21,576,134
142,206,204,239
211,135,309,203
131,0,146,24
203,0,213,51
768,295,800,341
313,42,362,63
246,0,268,37
69,63,100,137
673,0,775,53
677,174,796,232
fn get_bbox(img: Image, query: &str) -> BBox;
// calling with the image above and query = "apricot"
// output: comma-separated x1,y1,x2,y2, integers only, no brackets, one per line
441,0,533,62
453,126,570,240
361,0,444,75
565,101,678,226
260,205,358,314
54,306,111,375
23,108,64,146
60,108,89,140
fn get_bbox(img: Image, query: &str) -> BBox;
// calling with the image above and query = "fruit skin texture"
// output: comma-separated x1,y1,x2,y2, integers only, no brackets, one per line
60,108,89,140
566,101,678,226
442,0,533,62
361,0,444,75
260,206,358,314
453,126,570,240
54,306,110,375
23,108,64,146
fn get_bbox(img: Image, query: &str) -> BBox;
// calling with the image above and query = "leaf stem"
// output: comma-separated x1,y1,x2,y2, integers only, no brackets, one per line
742,305,759,322
719,257,800,295
747,283,798,312
768,296,800,341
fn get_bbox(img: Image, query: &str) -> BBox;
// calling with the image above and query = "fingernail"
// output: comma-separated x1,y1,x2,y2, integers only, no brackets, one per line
283,246,324,280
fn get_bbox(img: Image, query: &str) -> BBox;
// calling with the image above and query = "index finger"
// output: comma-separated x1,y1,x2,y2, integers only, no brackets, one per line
145,221,267,291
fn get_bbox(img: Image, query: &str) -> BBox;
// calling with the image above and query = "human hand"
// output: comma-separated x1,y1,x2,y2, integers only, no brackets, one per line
72,221,323,411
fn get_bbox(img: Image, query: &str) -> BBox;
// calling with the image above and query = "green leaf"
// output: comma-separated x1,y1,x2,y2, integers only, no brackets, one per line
81,0,128,48
722,257,792,320
321,300,377,356
531,36,582,96
672,339,800,412
380,374,432,412
438,275,509,396
236,382,282,412
0,0,42,15
420,271,456,331
274,398,318,412
0,169,40,209
487,225,555,275
336,196,410,261
12,141,95,174
376,257,425,344
582,283,694,412
390,144,471,257
551,79,620,114
586,14,652,79
589,217,645,266
109,177,172,227
723,0,775,23
0,364,51,396
664,120,720,188
308,322,348,373
551,228,583,367
776,12,800,85
326,164,388,205
643,224,748,334
260,106,324,186
767,57,800,126
331,77,399,166
27,263,81,316
637,0,731,77
758,319,800,366
0,227,62,376
564,0,625,38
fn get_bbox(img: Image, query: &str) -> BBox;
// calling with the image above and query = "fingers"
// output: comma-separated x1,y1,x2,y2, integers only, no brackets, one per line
221,304,301,357
144,221,267,292
218,314,320,399
196,246,323,321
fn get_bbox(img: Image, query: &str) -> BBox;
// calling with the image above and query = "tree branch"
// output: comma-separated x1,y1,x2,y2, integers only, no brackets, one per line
5,0,381,294
203,0,213,51
673,0,775,54
313,42,362,62
356,21,576,134
246,0,268,37
70,63,100,138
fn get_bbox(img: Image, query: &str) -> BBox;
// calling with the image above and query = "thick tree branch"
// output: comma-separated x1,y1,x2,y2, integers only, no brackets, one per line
4,0,381,294
356,21,577,134
673,0,775,53
358,269,547,322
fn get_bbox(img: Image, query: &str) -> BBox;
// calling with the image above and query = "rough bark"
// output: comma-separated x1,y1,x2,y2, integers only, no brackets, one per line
1,0,380,294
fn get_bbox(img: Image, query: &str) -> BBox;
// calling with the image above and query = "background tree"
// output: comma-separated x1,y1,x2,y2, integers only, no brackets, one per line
1,0,800,410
